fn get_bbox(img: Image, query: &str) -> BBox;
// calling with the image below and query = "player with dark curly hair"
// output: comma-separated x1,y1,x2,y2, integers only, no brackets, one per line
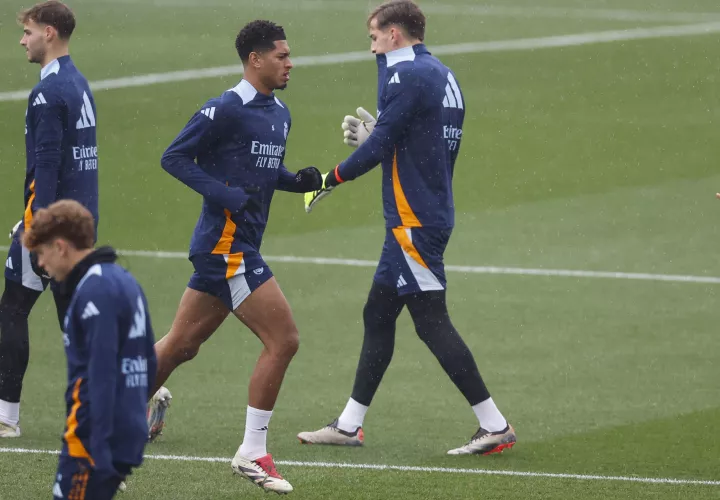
145,20,322,494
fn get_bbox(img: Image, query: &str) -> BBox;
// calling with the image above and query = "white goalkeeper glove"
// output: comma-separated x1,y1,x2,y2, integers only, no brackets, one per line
8,220,21,240
341,107,376,148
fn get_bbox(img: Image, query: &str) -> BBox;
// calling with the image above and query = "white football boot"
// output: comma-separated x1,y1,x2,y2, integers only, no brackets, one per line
0,421,21,438
147,386,172,442
232,451,293,494
297,418,364,446
447,424,516,455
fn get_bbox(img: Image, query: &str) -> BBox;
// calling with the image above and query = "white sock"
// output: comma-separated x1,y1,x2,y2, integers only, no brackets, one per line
472,398,507,433
337,398,368,433
238,406,272,461
0,399,20,427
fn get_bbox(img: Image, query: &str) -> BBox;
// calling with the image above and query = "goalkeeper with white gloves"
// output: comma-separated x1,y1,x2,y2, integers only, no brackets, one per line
299,0,516,456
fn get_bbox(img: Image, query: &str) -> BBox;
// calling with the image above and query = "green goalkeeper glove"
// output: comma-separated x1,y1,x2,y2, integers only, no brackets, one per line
304,170,341,213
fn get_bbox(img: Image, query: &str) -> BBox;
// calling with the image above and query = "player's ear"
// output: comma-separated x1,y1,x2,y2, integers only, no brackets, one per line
44,24,55,42
248,51,261,68
57,238,70,257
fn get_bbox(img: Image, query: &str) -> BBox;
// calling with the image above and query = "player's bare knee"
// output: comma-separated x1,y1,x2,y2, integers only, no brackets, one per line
267,326,299,360
178,343,201,363
163,334,203,365
281,329,300,359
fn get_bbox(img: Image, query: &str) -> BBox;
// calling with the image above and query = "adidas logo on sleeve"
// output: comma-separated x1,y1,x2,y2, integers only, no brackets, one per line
32,93,47,107
76,92,96,129
81,301,100,320
442,73,464,110
200,107,216,120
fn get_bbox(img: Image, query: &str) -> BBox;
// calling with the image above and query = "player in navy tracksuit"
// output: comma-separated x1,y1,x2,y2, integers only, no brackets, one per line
145,21,322,494
0,1,99,439
299,0,516,455
22,200,155,500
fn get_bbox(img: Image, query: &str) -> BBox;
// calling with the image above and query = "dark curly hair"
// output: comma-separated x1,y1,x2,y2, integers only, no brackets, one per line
235,20,286,63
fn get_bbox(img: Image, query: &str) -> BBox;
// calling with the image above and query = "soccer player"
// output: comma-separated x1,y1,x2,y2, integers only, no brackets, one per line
146,20,321,494
22,200,155,500
0,0,99,438
298,0,517,455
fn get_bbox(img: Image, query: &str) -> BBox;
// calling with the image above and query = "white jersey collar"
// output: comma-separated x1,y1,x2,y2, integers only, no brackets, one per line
230,79,259,105
40,59,60,80
386,45,416,67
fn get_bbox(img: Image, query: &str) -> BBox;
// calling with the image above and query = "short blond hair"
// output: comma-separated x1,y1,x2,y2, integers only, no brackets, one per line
368,0,425,41
17,1,76,40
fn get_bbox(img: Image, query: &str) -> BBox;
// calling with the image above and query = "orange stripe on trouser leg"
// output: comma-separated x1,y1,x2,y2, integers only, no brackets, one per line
80,470,89,500
391,150,422,228
225,252,244,279
69,472,81,500
391,227,429,269
23,180,36,229
212,209,237,255
63,378,95,467
70,470,88,500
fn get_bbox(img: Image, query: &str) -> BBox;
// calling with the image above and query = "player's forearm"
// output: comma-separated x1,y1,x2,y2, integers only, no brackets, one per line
88,392,117,475
331,135,391,185
160,154,249,213
276,166,301,192
88,359,118,475
32,160,61,209
32,105,64,209
277,165,323,193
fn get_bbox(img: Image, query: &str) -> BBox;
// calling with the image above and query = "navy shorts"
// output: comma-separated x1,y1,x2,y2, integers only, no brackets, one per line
4,233,49,292
374,227,452,296
187,252,274,311
53,456,130,500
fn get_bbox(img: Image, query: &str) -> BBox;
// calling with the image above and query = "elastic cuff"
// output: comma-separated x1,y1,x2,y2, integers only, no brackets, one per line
326,166,344,187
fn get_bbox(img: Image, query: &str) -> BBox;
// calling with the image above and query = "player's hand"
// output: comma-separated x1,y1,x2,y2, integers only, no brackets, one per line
341,107,376,148
296,166,323,192
304,173,335,213
8,220,21,240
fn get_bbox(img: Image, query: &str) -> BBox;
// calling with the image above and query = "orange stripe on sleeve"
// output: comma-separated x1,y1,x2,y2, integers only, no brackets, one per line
63,378,95,467
23,180,36,229
391,150,422,228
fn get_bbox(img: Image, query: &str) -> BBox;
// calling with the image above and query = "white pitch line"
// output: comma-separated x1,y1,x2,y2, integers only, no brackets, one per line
0,447,718,486
1,245,718,284
2,22,720,102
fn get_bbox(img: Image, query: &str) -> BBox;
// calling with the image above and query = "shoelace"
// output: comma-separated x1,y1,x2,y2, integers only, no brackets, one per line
257,457,280,478
470,428,490,442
